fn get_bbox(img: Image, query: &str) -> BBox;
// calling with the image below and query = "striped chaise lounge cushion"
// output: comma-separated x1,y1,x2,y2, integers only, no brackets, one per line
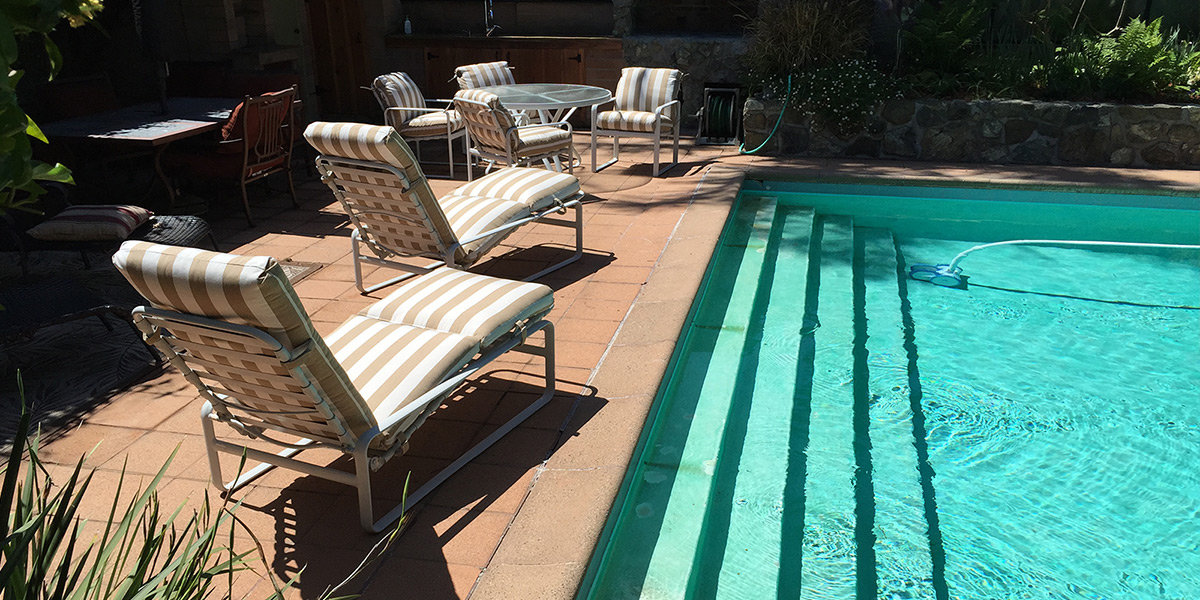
359,266,554,347
305,121,579,266
112,241,481,449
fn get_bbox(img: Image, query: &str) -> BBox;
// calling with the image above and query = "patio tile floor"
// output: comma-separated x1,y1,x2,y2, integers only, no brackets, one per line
20,132,1198,599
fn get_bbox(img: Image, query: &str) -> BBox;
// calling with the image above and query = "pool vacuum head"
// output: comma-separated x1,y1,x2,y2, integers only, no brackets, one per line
909,264,968,289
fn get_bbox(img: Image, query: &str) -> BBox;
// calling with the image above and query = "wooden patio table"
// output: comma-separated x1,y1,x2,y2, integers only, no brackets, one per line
40,97,240,212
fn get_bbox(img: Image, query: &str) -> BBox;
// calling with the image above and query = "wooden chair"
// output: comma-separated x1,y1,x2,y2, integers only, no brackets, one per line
163,86,298,227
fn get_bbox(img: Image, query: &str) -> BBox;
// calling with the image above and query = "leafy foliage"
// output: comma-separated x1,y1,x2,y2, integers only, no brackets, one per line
0,0,104,216
743,0,874,93
1037,18,1200,101
790,58,900,135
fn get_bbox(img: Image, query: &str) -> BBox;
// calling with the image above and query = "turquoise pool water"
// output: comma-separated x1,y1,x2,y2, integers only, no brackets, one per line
582,182,1200,599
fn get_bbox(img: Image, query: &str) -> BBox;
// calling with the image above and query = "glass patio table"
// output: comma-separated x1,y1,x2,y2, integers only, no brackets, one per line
477,83,612,124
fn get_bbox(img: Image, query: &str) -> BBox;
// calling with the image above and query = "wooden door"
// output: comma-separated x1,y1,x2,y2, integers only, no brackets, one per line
306,0,372,118
423,46,503,99
504,47,586,85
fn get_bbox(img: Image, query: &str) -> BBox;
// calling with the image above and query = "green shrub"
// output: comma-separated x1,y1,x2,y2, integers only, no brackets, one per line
1037,18,1200,101
742,0,874,95
790,57,900,135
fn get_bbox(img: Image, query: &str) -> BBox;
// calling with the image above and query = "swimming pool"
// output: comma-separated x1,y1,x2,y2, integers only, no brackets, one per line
581,181,1200,599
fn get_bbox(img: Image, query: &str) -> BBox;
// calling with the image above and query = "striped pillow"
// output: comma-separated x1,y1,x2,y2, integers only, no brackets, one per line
27,204,153,241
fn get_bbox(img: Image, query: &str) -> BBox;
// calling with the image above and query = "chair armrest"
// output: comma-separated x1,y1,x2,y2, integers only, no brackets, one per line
514,121,573,133
384,106,446,115
653,99,681,119
593,97,616,110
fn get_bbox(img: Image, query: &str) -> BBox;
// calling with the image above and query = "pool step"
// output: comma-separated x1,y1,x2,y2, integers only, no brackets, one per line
858,226,940,598
797,215,861,599
699,203,818,598
585,195,804,598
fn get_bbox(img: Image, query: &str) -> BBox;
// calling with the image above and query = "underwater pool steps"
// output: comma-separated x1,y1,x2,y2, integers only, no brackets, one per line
584,201,949,598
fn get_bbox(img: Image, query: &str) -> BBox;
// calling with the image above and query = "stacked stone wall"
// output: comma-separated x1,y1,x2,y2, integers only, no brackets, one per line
743,97,1200,169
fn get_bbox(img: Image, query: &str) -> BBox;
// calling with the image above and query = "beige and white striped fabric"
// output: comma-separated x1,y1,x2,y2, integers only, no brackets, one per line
453,89,517,157
370,72,426,124
597,67,682,132
454,61,516,90
439,168,580,260
361,267,553,347
305,122,456,258
449,168,580,209
397,110,465,138
324,316,479,434
112,241,377,444
308,122,580,267
513,125,571,158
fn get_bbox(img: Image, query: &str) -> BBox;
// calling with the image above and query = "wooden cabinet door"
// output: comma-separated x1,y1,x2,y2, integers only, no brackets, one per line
504,47,586,85
423,46,503,99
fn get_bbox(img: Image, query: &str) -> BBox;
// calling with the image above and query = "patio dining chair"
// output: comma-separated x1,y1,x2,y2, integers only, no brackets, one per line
453,61,517,90
113,240,556,533
453,89,575,175
163,86,298,227
304,121,584,294
369,71,469,180
591,67,683,177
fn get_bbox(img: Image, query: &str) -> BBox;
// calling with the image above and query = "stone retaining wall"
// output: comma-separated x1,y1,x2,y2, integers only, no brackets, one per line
744,97,1200,169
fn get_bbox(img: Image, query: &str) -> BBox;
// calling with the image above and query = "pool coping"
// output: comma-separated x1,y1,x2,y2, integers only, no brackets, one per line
470,160,1199,599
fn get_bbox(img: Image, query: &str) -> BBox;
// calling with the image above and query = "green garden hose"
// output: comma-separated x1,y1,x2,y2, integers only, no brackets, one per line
740,74,792,155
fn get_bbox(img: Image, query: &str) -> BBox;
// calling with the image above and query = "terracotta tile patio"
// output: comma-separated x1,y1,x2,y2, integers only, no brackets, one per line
16,132,1199,599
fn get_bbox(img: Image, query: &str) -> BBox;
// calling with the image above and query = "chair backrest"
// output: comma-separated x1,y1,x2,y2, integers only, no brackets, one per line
224,86,297,175
452,90,518,159
112,241,379,446
370,72,427,127
614,67,683,122
454,61,516,90
303,121,463,261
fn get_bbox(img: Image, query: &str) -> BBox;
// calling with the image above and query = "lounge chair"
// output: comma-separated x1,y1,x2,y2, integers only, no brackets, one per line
304,122,584,294
113,240,556,533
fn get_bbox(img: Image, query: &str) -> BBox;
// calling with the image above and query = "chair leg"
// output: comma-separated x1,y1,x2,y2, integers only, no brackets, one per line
200,401,311,493
286,168,299,208
591,133,620,173
240,181,254,227
653,126,681,177
522,200,584,281
357,322,557,533
446,134,455,180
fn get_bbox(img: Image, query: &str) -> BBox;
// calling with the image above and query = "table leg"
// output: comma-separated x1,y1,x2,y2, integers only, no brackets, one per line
150,144,178,210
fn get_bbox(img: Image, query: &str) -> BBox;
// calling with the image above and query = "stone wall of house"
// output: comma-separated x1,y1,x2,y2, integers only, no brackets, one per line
744,97,1200,169
622,36,747,129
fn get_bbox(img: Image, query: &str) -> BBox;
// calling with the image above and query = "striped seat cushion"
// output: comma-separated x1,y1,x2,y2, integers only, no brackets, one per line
27,204,153,241
595,110,674,133
438,194,527,261
614,67,682,120
359,267,554,347
371,72,426,124
450,167,580,211
112,241,376,440
397,109,465,138
513,125,572,158
325,316,479,436
455,61,516,89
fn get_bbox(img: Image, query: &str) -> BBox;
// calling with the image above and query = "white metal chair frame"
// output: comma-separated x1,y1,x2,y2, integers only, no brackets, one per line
314,156,585,293
454,94,574,175
132,304,555,533
368,80,471,181
383,104,471,181
590,97,681,177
